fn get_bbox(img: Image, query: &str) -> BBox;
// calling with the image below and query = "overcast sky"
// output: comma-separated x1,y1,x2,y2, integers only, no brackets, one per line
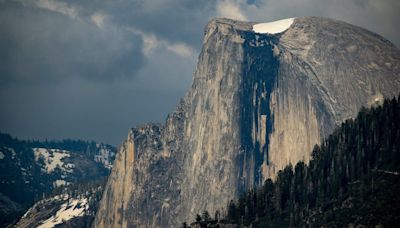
0,0,399,146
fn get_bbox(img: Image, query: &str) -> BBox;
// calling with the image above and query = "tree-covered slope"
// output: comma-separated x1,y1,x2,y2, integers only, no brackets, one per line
188,95,400,227
0,134,116,227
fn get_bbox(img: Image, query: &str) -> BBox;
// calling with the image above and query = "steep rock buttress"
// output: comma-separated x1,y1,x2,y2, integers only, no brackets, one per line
95,17,400,227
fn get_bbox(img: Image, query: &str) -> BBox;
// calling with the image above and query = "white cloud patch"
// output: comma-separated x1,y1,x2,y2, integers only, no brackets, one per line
90,11,108,29
216,0,248,21
166,43,195,58
127,27,196,58
34,0,78,19
141,33,160,57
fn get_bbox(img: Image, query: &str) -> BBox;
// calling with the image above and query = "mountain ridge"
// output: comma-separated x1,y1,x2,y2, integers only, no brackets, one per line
95,17,400,227
0,132,116,227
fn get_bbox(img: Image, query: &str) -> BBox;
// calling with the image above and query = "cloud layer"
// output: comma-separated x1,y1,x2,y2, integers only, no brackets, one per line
0,2,145,84
0,0,399,145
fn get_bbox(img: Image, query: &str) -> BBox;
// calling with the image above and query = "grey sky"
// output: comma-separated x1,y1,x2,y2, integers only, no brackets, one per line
0,0,399,145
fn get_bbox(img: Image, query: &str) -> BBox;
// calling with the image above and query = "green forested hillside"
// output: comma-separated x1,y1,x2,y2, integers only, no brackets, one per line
188,95,400,227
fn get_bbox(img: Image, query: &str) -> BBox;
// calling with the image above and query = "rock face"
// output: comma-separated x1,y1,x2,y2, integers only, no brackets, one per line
94,17,400,227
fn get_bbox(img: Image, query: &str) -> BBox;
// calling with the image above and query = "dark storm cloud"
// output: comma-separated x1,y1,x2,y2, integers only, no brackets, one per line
0,1,144,84
64,0,215,49
0,0,399,145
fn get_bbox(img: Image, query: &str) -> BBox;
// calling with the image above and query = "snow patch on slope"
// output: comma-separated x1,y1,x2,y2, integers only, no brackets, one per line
53,179,68,188
253,18,295,34
94,145,115,169
33,148,72,173
37,197,88,228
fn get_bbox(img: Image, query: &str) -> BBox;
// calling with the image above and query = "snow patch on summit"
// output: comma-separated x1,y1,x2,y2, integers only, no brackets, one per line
253,18,295,34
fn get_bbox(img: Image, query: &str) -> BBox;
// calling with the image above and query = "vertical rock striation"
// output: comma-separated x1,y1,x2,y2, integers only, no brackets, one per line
95,17,400,227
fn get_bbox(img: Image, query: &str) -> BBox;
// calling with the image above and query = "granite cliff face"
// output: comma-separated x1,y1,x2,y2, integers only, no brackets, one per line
95,17,400,227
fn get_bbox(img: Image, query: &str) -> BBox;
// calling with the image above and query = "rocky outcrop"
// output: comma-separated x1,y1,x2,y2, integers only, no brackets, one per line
95,17,400,227
95,105,187,228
